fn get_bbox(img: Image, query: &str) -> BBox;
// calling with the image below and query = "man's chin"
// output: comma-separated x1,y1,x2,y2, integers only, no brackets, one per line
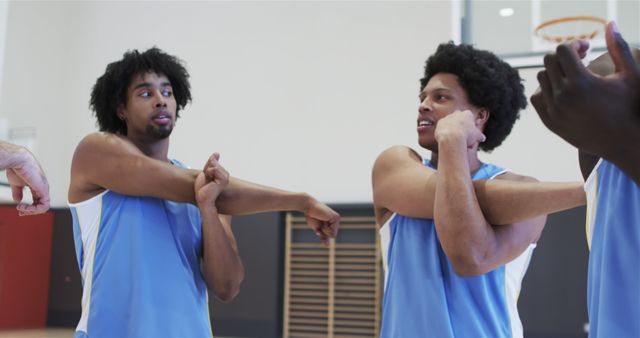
156,131,172,139
148,125,173,139
418,140,438,152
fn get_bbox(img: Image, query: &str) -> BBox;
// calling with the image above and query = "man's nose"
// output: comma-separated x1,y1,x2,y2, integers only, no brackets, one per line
154,91,167,107
418,97,432,114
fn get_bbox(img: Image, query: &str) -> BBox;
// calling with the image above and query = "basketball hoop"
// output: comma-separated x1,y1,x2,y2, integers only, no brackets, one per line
534,15,607,44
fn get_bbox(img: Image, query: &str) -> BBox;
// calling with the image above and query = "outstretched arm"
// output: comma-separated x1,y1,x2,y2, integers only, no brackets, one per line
0,141,50,215
433,111,546,276
531,21,640,185
69,132,340,245
196,153,244,302
211,161,340,247
372,145,586,226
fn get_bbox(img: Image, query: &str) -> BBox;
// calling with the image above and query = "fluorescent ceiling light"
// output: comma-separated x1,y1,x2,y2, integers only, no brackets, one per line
499,8,514,17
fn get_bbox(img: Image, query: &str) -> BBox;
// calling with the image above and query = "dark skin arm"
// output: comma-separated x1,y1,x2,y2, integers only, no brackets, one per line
372,145,585,227
69,132,340,246
196,154,244,302
531,21,640,184
69,132,199,203
433,111,546,276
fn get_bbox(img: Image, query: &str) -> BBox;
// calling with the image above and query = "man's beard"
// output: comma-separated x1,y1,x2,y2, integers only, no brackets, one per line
147,124,173,139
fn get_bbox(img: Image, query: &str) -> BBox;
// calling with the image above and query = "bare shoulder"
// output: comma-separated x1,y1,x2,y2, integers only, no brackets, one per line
373,145,422,172
73,132,140,158
372,145,423,226
71,132,136,175
71,132,145,170
493,171,539,183
69,132,141,203
372,145,423,187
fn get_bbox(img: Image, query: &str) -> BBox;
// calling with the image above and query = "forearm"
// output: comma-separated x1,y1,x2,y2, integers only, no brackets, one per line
474,180,585,225
0,141,28,170
200,206,244,302
387,175,584,223
150,167,199,204
432,137,555,276
434,138,494,271
375,147,584,222
170,168,198,204
215,177,310,215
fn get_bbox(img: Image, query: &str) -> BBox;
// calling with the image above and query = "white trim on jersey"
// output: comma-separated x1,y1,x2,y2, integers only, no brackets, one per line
504,243,536,338
69,190,109,335
584,158,603,250
379,214,395,289
490,169,509,179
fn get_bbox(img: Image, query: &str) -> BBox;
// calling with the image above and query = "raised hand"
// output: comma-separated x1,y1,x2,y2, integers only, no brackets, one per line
531,21,640,160
435,110,486,149
195,153,230,209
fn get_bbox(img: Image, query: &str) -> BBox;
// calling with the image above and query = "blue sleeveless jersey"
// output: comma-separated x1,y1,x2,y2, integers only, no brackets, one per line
585,159,640,337
68,160,212,338
379,160,535,338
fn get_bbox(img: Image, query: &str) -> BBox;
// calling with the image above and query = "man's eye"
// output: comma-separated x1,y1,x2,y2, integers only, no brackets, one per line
163,91,173,97
140,91,150,97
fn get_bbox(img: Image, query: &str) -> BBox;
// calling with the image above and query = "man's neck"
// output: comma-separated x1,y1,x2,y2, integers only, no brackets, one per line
430,148,482,174
126,135,171,162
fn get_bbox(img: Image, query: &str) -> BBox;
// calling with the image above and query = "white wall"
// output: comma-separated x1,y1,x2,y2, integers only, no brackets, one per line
0,1,451,207
0,1,581,208
0,1,7,99
0,1,9,202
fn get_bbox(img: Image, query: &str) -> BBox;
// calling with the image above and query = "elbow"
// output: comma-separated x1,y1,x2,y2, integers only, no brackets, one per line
213,280,242,303
210,267,245,303
449,251,492,277
215,288,240,303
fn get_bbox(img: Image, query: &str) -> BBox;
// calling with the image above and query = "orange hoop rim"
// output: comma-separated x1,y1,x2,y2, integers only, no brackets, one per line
534,15,607,43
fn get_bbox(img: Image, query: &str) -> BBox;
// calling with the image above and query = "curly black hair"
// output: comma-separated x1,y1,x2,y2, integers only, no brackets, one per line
420,42,527,151
90,47,191,135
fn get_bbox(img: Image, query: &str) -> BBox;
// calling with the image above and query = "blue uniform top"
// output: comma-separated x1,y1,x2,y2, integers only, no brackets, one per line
69,159,212,338
379,160,535,338
585,159,640,337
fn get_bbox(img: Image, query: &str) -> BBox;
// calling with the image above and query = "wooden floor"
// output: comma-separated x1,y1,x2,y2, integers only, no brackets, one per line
0,328,74,337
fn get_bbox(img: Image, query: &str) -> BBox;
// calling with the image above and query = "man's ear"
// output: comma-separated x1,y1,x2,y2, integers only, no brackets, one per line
117,105,126,122
475,108,490,129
